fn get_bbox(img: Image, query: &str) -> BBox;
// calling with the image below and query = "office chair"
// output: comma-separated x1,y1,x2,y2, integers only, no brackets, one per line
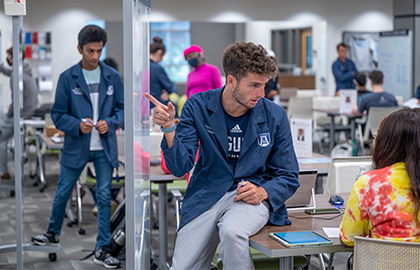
354,236,420,270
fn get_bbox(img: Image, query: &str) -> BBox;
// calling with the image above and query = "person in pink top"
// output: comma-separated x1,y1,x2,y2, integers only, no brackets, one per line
184,45,223,99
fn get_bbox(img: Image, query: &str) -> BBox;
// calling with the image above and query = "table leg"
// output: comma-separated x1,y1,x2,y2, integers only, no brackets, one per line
35,133,46,187
350,119,355,140
279,256,293,270
329,115,336,151
158,183,170,270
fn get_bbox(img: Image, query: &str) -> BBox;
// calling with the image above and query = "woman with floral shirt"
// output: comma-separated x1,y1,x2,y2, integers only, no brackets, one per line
340,108,420,247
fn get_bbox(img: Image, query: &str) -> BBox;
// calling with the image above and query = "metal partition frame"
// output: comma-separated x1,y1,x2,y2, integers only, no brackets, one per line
123,0,151,269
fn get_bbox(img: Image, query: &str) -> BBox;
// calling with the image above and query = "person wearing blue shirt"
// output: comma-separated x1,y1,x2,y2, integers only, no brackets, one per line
31,25,123,269
149,36,176,109
332,43,358,94
353,70,398,116
146,42,299,270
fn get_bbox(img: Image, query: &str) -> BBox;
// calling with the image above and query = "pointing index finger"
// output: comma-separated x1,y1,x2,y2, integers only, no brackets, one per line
144,93,163,108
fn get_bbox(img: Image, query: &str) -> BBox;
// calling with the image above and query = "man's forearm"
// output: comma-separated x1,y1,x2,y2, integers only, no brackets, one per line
164,130,175,148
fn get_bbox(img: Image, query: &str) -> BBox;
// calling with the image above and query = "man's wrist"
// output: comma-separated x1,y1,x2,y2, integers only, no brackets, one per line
161,123,176,133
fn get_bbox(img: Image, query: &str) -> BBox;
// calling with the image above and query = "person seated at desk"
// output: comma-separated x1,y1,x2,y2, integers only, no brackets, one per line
354,73,371,103
145,42,299,270
339,108,420,247
0,46,39,180
352,70,398,116
264,49,279,101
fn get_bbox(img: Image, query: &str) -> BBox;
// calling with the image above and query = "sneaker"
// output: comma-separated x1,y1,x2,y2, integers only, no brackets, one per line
31,231,59,246
93,247,121,269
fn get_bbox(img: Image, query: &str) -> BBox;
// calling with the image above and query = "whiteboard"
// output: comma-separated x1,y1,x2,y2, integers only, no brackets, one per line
378,30,413,102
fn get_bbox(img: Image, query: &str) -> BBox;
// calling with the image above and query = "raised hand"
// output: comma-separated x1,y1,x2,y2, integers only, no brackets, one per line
145,93,176,129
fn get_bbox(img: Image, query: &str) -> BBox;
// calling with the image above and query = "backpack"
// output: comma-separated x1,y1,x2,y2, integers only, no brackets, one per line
109,199,126,260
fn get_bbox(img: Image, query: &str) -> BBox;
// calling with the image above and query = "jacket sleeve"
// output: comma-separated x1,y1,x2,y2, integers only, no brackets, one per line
51,74,84,138
260,113,300,213
103,75,124,133
0,63,12,77
157,66,176,94
161,99,199,177
332,62,354,83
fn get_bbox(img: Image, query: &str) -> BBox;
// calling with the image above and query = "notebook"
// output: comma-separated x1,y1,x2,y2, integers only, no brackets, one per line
285,170,317,208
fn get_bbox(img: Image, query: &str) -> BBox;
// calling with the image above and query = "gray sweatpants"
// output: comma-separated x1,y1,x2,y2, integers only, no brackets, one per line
170,190,270,270
0,114,14,174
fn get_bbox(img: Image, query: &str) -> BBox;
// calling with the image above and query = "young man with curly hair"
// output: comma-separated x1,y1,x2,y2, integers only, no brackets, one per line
146,42,299,270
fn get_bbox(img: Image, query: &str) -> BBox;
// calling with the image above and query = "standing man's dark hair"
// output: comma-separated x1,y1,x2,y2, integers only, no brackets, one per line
369,70,384,85
32,25,123,269
337,43,347,51
78,25,108,49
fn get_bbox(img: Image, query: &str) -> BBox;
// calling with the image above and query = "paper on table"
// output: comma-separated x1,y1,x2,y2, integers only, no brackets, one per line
322,227,340,238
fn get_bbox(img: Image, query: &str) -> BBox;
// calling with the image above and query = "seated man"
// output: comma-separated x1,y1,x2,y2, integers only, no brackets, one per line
352,70,398,116
146,42,299,270
0,47,39,179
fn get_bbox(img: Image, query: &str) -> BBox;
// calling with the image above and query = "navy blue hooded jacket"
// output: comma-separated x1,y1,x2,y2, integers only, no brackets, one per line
51,61,124,169
162,87,299,230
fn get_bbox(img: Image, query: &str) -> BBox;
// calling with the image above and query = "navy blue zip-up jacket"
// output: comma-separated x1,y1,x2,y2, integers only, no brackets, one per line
162,87,299,230
332,58,358,91
51,61,124,169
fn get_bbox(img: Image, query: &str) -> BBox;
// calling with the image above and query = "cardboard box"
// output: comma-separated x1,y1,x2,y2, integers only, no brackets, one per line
45,125,60,137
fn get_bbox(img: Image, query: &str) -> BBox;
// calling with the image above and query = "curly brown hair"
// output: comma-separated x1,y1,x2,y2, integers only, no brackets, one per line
222,42,277,82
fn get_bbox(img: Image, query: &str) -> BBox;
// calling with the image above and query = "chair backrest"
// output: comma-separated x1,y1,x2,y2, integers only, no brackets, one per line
287,96,313,120
323,156,372,194
395,95,404,106
313,96,341,128
279,87,298,101
364,106,404,142
354,236,420,270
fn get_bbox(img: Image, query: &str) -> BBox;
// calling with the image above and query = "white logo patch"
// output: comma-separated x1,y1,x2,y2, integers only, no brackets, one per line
72,87,83,95
258,133,270,147
106,85,114,96
230,124,242,133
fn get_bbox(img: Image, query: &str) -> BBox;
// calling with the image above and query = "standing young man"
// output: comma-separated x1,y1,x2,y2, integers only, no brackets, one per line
332,43,358,94
146,42,299,270
32,25,124,269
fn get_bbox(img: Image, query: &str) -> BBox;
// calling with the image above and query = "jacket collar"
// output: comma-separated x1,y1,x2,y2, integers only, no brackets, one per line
72,61,112,109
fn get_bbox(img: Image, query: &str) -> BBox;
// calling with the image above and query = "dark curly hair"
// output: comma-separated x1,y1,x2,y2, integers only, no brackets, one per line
78,25,107,49
222,42,277,82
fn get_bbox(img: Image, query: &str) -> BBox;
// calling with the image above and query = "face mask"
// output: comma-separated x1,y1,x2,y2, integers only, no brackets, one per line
6,57,12,67
188,58,199,67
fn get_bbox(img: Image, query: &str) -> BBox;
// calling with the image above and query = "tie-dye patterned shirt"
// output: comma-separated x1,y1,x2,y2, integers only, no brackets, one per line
339,162,420,246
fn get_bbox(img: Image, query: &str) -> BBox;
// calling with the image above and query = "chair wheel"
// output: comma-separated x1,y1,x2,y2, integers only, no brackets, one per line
10,190,15,197
79,229,86,235
49,253,57,261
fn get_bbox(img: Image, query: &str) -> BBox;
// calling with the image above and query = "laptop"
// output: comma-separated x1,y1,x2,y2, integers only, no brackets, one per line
279,87,298,101
285,170,317,208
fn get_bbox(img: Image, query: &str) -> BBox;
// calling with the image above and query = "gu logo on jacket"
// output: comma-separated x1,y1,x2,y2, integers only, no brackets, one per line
258,133,270,147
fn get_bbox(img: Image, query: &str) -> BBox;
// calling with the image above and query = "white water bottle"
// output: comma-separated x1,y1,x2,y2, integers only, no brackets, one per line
355,165,366,182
